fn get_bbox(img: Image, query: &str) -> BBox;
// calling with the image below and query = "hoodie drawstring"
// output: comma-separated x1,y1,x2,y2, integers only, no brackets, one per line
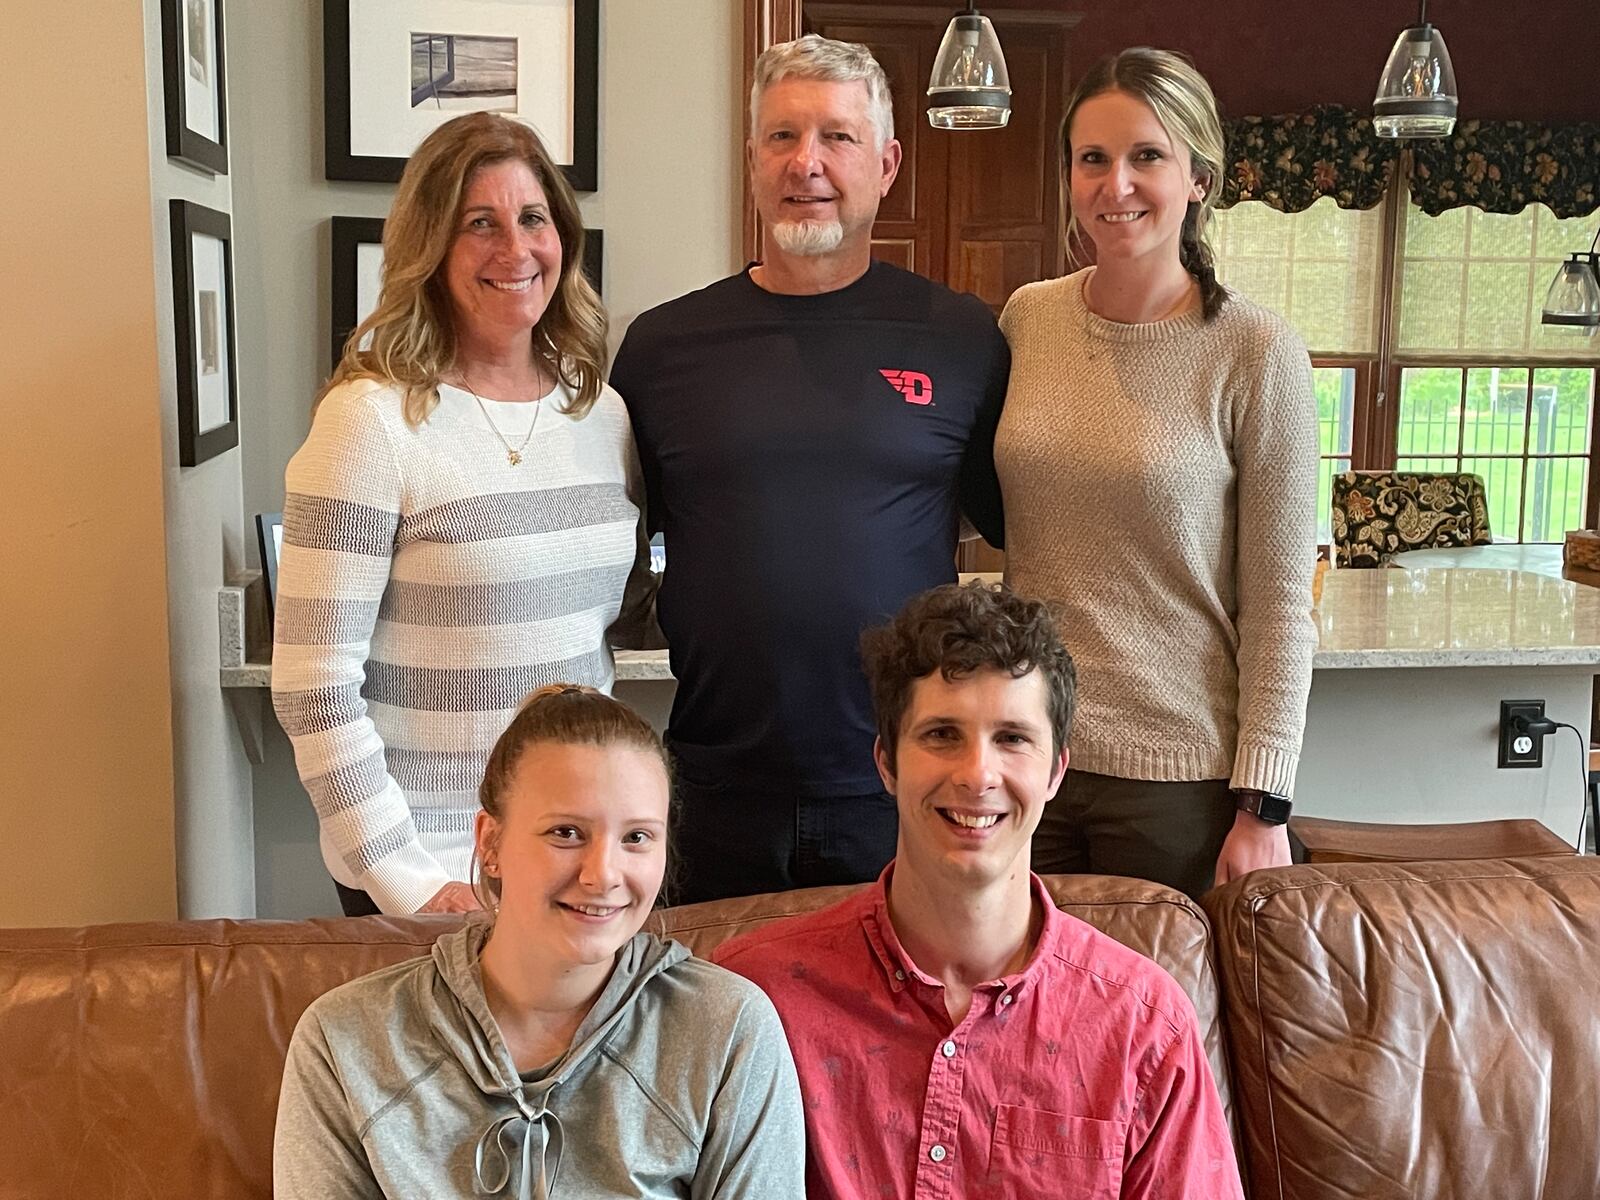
474,1099,564,1200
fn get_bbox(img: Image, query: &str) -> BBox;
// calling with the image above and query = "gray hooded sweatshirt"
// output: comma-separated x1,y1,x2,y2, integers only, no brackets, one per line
274,923,804,1199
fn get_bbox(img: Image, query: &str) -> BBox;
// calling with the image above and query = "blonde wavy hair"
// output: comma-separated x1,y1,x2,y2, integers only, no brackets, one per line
320,113,608,424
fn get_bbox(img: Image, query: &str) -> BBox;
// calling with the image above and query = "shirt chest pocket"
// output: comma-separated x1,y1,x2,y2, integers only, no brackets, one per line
989,1104,1126,1200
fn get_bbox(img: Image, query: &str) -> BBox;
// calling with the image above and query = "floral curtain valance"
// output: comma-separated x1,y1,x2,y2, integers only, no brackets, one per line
1410,120,1600,218
1218,105,1397,213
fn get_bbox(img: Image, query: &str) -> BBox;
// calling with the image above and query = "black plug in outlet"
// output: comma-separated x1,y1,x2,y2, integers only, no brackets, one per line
1498,699,1547,768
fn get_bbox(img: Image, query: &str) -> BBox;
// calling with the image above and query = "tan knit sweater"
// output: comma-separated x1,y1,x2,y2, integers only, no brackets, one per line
996,268,1318,796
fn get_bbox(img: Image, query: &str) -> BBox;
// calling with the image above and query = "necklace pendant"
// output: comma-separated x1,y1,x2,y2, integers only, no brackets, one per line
507,449,523,467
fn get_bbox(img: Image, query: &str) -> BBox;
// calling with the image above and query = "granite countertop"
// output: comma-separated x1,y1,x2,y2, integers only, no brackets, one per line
1313,566,1600,668
224,567,1600,689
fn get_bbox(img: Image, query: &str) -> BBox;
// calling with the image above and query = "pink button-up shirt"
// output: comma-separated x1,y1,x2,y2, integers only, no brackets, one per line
714,867,1242,1200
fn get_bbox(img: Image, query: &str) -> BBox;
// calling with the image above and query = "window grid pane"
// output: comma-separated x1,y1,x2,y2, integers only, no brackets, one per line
1317,455,1349,547
1397,366,1593,542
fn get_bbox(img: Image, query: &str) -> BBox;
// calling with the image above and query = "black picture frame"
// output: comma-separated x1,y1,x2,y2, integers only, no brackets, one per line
323,0,599,191
170,200,240,466
330,217,604,368
161,0,229,174
256,512,284,621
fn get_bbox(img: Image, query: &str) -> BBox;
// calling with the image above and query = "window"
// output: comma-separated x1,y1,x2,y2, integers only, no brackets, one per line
1212,178,1600,543
1396,366,1595,542
1213,198,1382,540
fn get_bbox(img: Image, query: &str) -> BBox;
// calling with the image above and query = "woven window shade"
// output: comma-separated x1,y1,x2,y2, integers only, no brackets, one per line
1396,203,1600,360
1211,197,1385,355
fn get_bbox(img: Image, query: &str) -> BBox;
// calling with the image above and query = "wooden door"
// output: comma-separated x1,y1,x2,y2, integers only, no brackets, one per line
804,8,1073,571
805,6,1075,313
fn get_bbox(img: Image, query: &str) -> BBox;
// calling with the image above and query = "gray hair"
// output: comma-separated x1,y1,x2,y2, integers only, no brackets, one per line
750,34,895,149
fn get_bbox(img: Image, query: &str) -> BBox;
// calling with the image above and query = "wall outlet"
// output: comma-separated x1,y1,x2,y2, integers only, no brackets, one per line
1498,699,1546,768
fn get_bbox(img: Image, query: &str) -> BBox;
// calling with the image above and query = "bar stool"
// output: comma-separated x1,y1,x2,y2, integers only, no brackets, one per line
1290,816,1575,865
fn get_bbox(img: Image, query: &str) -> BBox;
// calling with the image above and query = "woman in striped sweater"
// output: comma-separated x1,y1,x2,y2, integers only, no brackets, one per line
272,113,655,916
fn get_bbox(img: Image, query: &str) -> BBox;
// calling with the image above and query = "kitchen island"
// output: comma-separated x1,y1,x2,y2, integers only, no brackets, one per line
615,565,1597,846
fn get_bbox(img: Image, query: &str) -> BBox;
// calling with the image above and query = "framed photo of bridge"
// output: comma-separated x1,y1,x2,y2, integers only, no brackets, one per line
324,0,598,190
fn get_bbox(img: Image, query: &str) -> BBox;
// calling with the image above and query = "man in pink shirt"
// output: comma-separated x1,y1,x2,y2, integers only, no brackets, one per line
714,582,1242,1199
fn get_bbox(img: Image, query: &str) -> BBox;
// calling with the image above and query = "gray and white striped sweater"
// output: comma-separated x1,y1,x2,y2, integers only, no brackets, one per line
271,377,651,913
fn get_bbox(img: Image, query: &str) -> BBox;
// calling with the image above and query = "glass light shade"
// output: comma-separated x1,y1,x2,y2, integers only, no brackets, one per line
1541,254,1600,329
1373,23,1458,138
927,13,1011,130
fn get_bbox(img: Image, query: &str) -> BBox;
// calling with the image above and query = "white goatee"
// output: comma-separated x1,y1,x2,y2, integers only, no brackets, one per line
770,219,845,256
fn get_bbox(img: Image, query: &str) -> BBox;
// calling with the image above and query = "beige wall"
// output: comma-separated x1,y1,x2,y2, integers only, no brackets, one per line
0,1,178,924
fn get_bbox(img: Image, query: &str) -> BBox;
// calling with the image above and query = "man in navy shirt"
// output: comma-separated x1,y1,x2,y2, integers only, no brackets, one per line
611,34,1008,904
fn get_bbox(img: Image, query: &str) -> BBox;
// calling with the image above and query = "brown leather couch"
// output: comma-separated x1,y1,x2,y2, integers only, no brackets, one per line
3,856,1597,1197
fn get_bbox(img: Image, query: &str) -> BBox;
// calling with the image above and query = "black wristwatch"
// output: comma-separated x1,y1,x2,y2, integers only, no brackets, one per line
1234,788,1293,825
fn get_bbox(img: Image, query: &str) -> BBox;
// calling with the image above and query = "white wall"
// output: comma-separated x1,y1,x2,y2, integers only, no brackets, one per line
229,0,744,916
141,0,257,918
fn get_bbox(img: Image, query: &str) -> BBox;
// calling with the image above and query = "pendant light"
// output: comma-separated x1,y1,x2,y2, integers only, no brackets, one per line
927,6,1011,130
1540,229,1600,333
1373,0,1458,138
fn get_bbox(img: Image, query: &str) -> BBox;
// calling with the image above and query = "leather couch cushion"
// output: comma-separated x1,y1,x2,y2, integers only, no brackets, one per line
0,915,466,1197
1204,856,1600,1200
0,874,1218,1197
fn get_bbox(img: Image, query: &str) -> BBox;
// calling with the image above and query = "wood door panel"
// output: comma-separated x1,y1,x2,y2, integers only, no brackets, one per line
870,238,917,271
958,239,1044,311
950,42,1054,226
807,18,947,274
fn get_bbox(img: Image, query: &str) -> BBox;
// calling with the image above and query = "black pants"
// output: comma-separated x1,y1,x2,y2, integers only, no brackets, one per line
334,880,382,916
668,773,900,907
1031,769,1237,900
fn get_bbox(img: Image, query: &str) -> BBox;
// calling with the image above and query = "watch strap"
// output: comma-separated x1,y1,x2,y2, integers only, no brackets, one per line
1235,788,1293,824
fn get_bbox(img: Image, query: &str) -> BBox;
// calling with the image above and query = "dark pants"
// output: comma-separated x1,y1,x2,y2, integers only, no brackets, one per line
1031,769,1237,900
668,773,900,907
334,880,382,916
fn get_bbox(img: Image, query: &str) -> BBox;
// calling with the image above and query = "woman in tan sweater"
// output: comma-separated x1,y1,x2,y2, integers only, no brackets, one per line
994,48,1319,899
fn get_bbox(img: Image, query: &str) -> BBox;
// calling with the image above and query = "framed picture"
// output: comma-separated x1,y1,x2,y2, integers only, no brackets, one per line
330,216,603,366
161,0,228,173
170,200,239,466
324,0,598,190
255,512,284,620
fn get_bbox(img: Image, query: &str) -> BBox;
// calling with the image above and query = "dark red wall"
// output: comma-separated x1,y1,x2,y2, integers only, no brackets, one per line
864,0,1599,123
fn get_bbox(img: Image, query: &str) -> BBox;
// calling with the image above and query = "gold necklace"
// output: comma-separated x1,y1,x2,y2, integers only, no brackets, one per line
459,377,540,467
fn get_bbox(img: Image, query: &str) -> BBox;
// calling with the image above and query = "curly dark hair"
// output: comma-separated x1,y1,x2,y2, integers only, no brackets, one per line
860,582,1077,770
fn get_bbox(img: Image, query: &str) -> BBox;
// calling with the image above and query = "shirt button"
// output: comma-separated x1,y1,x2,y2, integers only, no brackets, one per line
1001,993,1013,1006
941,1040,956,1058
929,1144,947,1163
894,969,906,981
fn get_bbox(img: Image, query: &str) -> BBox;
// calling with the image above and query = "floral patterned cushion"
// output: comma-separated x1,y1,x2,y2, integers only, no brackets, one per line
1330,471,1493,568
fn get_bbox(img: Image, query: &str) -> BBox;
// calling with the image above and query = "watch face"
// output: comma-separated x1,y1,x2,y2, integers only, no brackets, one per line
1257,793,1292,824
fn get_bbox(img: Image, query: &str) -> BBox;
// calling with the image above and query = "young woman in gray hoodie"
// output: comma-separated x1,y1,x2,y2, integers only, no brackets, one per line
273,684,806,1199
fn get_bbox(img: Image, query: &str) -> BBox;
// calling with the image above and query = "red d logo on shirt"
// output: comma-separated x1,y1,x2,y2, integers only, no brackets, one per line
879,369,934,406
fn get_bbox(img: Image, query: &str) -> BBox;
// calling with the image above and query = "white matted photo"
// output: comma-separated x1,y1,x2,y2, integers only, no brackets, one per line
170,201,239,465
325,0,598,189
162,0,228,173
191,236,231,433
